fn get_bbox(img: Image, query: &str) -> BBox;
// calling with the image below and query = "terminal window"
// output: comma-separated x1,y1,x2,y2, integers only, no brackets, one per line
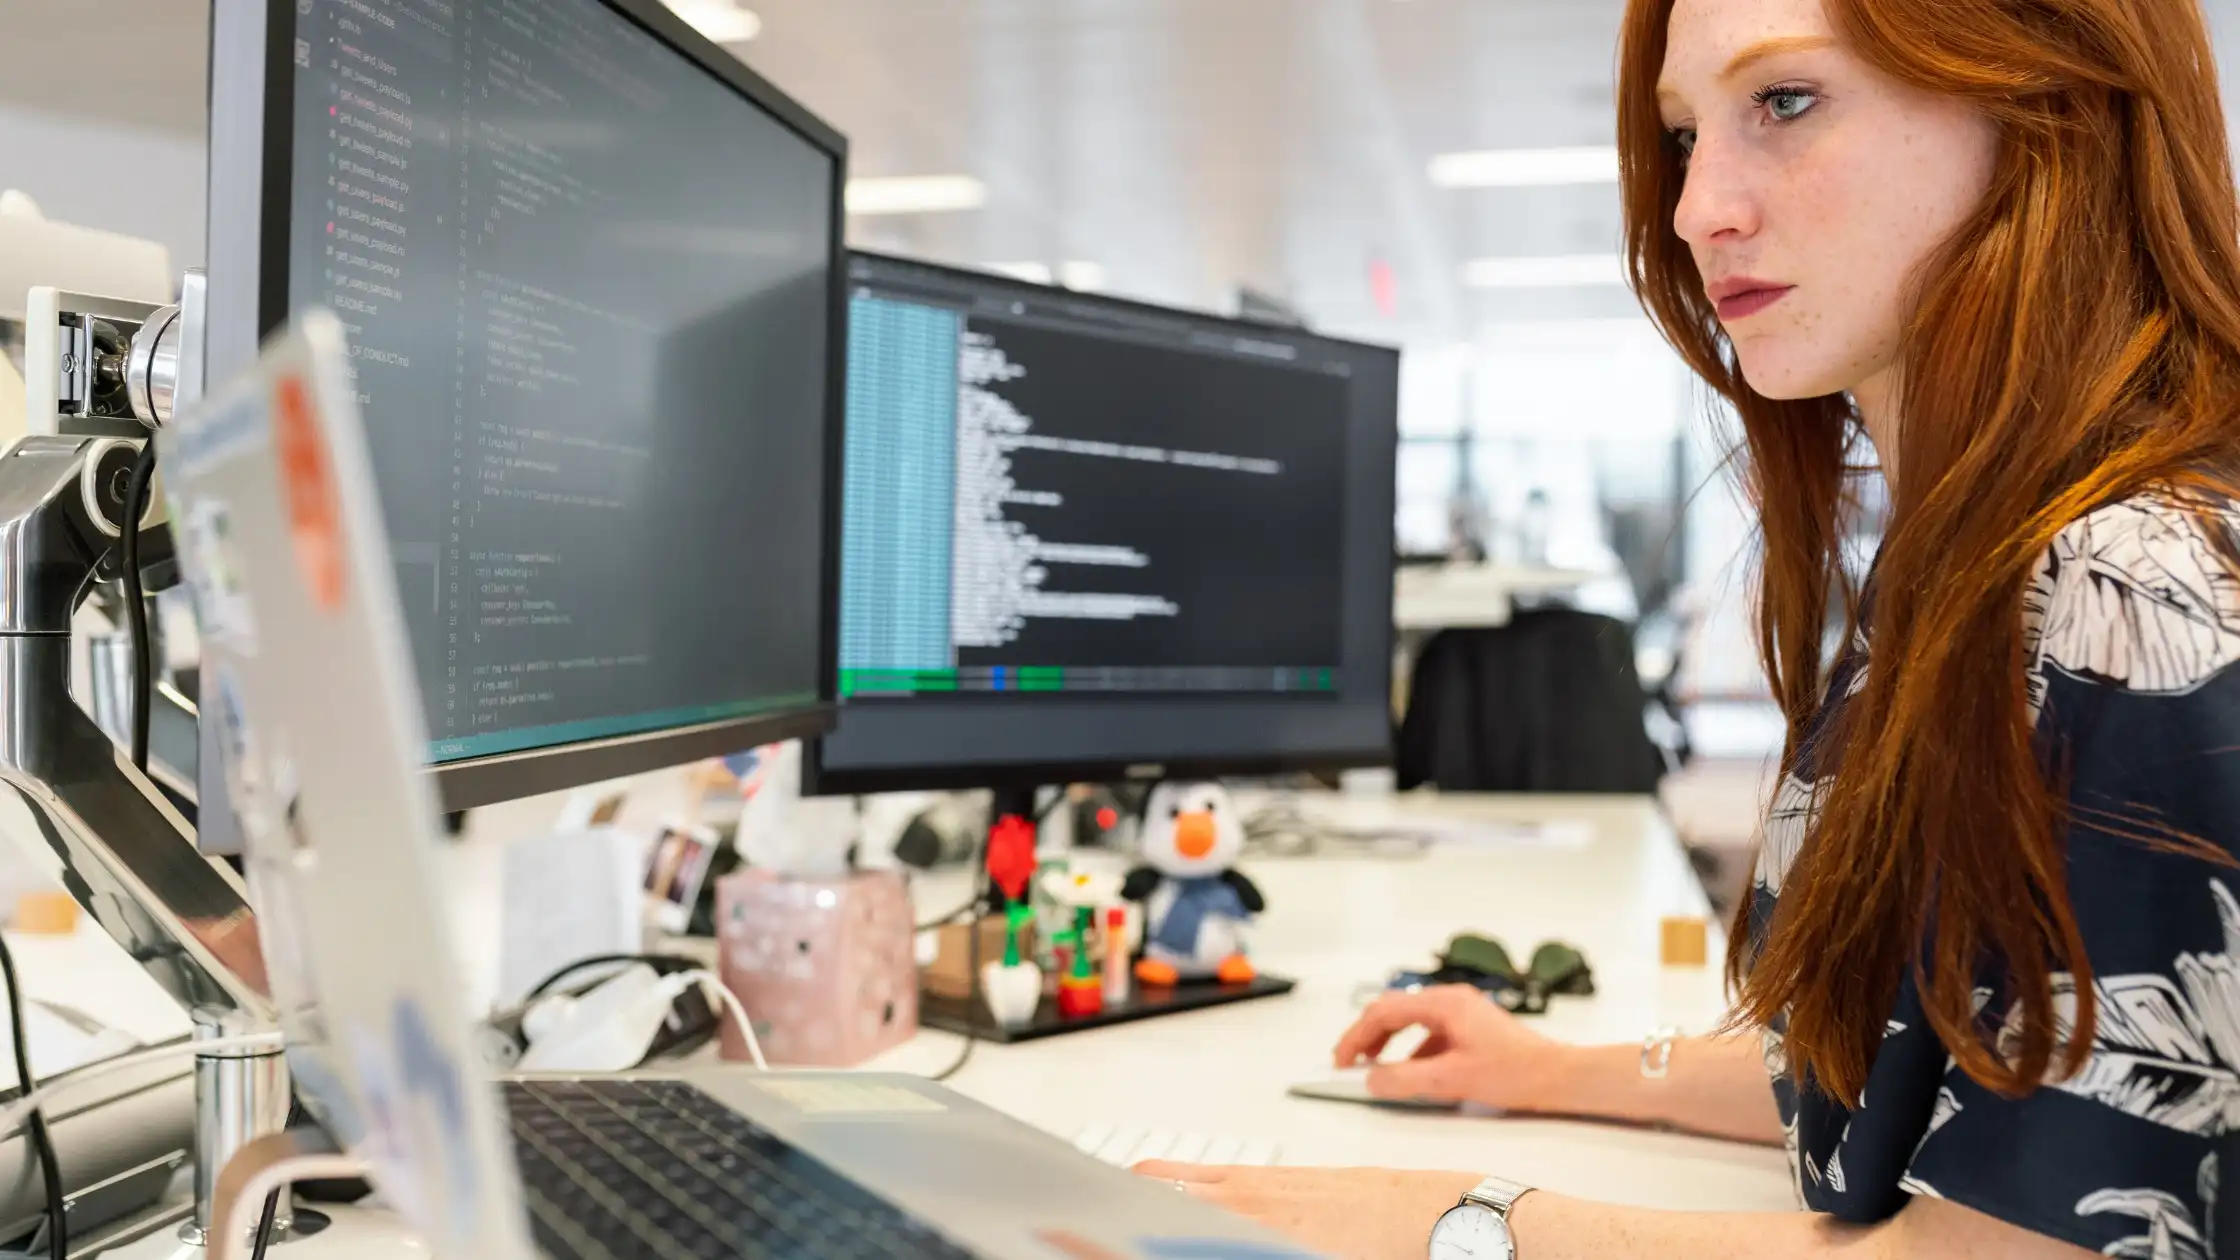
839,267,1351,699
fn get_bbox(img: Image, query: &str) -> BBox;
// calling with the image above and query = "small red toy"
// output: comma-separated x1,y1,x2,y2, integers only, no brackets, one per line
1056,971,1104,1018
985,813,1038,905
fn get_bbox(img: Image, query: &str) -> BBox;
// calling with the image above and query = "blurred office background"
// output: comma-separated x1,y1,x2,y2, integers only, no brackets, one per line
8,0,2227,907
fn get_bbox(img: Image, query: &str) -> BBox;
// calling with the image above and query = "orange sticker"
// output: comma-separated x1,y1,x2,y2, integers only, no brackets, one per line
1035,1232,1126,1260
272,373,345,612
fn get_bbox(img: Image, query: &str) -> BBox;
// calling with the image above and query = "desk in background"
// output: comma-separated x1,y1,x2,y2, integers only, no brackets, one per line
1392,564,1599,719
1394,564,1602,633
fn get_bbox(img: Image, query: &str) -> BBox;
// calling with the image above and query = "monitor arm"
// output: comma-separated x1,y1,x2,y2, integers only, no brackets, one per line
0,431,296,1249
0,433,270,1022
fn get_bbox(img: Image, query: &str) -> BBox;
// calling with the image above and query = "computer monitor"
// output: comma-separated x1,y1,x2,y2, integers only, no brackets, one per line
205,0,847,811
806,252,1399,795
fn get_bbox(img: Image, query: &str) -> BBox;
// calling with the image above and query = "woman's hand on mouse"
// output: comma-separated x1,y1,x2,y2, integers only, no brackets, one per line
1331,984,1569,1111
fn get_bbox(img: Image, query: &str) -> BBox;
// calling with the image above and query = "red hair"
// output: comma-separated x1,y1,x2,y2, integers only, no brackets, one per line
1618,0,2240,1103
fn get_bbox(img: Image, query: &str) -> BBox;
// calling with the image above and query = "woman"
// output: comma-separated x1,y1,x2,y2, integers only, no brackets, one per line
1137,0,2240,1255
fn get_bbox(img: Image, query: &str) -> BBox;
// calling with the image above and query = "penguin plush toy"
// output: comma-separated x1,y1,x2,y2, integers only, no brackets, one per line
1122,782,1265,987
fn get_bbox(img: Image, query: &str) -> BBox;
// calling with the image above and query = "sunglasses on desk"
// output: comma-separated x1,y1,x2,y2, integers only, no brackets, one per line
1370,935,1595,1015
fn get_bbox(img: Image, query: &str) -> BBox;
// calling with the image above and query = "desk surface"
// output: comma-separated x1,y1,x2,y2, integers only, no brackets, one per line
62,792,1793,1259
864,793,1794,1213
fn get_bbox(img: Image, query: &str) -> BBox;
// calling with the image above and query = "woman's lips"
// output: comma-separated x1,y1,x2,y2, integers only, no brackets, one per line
1715,285,1794,321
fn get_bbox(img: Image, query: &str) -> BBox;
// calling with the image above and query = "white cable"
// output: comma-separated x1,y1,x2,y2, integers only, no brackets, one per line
0,1030,286,1137
678,970,765,1071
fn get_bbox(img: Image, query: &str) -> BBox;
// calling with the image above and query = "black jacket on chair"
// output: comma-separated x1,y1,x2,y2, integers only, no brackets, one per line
1395,608,1665,794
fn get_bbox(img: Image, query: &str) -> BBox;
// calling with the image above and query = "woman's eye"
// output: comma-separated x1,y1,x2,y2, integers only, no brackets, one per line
1672,128,1697,158
1759,88,1818,122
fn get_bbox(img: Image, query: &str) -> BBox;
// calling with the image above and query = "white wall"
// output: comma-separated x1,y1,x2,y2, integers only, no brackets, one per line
0,104,205,270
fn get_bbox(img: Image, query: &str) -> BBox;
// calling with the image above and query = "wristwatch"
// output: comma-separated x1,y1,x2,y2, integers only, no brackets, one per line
1428,1175,1533,1259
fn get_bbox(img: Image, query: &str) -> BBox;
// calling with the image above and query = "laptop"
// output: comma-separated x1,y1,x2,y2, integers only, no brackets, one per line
159,310,1320,1260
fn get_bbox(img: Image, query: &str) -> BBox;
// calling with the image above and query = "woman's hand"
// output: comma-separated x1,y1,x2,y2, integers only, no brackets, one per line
1134,1162,1480,1260
1332,984,1568,1111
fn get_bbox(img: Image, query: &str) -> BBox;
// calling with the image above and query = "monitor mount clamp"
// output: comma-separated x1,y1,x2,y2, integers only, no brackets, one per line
1,275,308,1253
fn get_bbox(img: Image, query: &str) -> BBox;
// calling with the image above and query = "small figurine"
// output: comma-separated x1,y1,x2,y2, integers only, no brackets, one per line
980,809,1043,1028
1040,869,1123,1017
1122,783,1264,987
984,811,1039,910
979,924,1042,1029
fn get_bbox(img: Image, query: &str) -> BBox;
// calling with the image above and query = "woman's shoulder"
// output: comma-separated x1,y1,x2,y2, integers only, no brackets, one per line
2022,485,2240,714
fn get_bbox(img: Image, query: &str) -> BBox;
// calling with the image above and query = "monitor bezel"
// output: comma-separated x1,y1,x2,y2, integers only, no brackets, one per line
802,250,1399,798
207,0,850,812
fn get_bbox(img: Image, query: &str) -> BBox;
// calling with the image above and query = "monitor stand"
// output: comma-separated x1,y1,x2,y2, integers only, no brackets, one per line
922,784,1295,1044
0,430,302,1250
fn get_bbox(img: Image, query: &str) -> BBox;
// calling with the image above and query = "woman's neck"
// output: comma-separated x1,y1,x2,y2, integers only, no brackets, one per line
1849,368,1902,496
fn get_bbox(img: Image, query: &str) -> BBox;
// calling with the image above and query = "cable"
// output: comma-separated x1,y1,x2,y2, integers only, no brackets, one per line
0,936,65,1260
915,893,980,933
929,891,981,1084
0,1031,284,1140
121,440,159,771
675,971,766,1071
524,952,695,1001
249,1187,281,1260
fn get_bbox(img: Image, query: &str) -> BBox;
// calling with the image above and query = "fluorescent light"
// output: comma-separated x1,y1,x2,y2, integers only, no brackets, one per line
1429,146,1618,189
667,0,760,43
1058,261,1107,292
845,175,988,216
1462,254,1628,288
987,261,1054,285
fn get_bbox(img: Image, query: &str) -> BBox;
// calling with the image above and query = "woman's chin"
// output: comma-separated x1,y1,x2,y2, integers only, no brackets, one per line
1734,355,1855,404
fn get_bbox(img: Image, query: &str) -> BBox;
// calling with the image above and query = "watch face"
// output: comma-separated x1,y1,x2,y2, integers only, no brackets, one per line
1429,1202,1514,1260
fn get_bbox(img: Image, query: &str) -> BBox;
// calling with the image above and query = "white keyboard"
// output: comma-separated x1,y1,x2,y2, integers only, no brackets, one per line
1074,1124,1281,1168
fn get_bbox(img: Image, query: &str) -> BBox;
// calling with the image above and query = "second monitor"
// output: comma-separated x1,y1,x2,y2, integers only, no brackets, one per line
808,253,1399,795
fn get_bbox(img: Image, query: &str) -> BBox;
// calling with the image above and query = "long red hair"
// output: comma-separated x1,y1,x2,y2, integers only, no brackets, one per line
1618,0,2240,1103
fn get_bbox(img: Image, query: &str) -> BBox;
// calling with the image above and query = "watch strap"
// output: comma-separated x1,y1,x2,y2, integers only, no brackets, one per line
1461,1175,1533,1222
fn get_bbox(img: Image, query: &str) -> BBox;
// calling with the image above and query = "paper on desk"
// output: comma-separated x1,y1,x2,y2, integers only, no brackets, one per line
1312,804,1593,849
496,827,644,1010
1423,817,1595,848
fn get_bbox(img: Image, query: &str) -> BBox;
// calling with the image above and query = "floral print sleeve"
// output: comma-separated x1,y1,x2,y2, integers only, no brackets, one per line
1758,493,2240,1255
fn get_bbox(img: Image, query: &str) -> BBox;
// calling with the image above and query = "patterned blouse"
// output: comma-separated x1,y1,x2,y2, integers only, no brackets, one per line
1755,491,2240,1256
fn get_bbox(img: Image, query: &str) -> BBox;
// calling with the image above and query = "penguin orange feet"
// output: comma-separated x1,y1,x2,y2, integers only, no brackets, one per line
1215,954,1257,985
1135,958,1180,988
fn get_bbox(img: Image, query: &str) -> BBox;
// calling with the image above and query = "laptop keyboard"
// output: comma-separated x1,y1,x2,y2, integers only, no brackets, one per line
503,1079,975,1260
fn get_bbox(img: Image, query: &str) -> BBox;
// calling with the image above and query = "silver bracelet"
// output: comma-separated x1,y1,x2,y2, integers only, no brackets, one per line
1640,1026,1678,1079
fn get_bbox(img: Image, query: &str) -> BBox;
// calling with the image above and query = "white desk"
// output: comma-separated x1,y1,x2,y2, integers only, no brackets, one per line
1394,564,1599,632
94,793,1791,1256
864,793,1793,1214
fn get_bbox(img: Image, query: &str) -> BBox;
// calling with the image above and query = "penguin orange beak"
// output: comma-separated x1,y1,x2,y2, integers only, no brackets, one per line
1173,811,1217,860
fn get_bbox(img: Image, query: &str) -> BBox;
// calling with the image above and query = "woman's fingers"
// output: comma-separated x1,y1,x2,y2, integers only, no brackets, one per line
1332,990,1457,1065
1133,1160,1230,1184
1366,1053,1464,1102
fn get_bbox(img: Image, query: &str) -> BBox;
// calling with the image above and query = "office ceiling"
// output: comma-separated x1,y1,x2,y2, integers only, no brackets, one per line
7,0,2240,351
0,0,1642,347
738,0,1641,344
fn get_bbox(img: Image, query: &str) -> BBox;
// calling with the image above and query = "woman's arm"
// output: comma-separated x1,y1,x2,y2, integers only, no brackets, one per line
1507,1189,2094,1260
1532,1034,1785,1145
1333,988,1784,1145
1141,1166,2098,1260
